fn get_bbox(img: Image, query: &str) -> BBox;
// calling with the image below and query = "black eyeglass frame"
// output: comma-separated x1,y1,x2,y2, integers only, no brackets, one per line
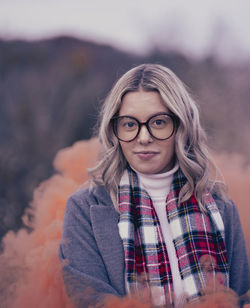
111,112,178,142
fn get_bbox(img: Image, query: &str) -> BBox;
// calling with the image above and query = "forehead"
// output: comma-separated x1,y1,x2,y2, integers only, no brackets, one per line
119,91,168,119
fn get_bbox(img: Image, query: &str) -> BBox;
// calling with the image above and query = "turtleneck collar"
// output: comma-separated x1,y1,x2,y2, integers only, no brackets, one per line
131,161,179,199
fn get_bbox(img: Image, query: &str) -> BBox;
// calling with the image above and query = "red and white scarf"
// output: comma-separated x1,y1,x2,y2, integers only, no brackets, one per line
118,167,229,305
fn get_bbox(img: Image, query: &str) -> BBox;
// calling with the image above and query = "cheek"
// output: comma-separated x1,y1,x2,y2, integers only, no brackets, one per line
161,138,176,157
119,142,131,160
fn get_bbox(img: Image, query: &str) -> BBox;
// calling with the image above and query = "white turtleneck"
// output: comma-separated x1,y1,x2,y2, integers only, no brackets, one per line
135,163,184,306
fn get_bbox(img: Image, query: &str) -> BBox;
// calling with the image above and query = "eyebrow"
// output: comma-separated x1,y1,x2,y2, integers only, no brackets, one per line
117,112,171,119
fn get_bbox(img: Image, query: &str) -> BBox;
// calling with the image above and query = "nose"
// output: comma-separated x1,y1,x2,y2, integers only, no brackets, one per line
137,125,153,144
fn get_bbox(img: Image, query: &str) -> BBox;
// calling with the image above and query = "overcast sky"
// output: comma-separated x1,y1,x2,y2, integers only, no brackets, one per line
1,0,250,62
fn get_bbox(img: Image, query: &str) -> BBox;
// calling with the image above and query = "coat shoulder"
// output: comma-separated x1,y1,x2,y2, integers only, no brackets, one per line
212,193,236,222
68,185,113,209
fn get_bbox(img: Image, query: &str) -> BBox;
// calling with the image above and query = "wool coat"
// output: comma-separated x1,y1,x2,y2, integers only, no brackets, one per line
59,185,250,307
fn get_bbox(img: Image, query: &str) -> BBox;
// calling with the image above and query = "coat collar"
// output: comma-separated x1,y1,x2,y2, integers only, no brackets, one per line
90,186,126,296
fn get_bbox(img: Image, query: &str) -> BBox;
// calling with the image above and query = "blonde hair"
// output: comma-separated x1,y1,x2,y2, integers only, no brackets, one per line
89,64,226,211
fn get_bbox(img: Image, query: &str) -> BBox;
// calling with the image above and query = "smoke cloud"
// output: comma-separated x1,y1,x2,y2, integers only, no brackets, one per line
214,152,250,256
0,139,249,307
0,138,100,308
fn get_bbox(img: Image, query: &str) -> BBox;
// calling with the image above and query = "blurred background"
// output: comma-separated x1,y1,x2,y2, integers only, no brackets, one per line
0,0,250,242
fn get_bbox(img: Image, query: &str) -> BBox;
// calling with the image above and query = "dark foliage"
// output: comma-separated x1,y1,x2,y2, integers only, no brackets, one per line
0,36,250,240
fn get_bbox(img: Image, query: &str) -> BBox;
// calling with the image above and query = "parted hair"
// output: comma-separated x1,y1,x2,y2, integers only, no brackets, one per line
88,63,226,211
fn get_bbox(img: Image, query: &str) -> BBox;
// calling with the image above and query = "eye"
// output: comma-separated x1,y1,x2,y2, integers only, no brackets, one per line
124,121,136,129
150,115,171,128
154,119,165,126
118,118,137,130
127,121,135,127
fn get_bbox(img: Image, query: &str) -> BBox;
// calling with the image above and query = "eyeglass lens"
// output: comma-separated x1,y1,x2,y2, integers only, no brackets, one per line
115,114,174,141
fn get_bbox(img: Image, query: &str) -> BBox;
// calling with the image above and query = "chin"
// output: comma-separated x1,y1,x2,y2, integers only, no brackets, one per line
132,165,158,175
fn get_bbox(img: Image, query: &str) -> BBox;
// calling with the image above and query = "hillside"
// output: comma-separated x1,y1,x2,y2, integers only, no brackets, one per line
0,36,250,240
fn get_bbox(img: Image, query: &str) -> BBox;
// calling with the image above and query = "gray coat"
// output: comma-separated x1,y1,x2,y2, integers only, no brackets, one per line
59,185,250,307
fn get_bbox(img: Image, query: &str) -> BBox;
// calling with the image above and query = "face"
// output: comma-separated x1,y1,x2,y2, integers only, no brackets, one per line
118,90,176,174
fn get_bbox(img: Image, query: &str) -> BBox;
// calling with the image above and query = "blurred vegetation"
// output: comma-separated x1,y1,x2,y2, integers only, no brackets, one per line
0,36,250,240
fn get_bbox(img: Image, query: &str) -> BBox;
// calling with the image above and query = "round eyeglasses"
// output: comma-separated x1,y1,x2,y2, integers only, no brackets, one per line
112,113,177,142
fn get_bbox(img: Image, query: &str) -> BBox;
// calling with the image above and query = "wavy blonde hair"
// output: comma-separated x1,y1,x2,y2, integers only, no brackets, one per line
89,63,226,211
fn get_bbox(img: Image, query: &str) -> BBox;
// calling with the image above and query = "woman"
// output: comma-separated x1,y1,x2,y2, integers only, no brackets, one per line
59,64,249,307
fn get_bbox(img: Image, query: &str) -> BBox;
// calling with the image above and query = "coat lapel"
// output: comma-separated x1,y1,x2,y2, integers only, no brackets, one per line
90,196,126,296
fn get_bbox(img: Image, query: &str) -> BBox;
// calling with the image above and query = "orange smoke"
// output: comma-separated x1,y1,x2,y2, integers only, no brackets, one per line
0,139,249,308
101,269,240,308
0,138,100,308
214,153,250,256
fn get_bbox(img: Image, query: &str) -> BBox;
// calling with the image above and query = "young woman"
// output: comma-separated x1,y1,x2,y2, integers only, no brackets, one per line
59,64,249,307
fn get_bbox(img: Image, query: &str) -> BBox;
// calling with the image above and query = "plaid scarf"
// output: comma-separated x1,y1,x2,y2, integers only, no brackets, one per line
118,167,229,305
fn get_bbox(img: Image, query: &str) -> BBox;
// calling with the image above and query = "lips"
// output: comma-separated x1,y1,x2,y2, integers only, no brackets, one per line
134,151,159,160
